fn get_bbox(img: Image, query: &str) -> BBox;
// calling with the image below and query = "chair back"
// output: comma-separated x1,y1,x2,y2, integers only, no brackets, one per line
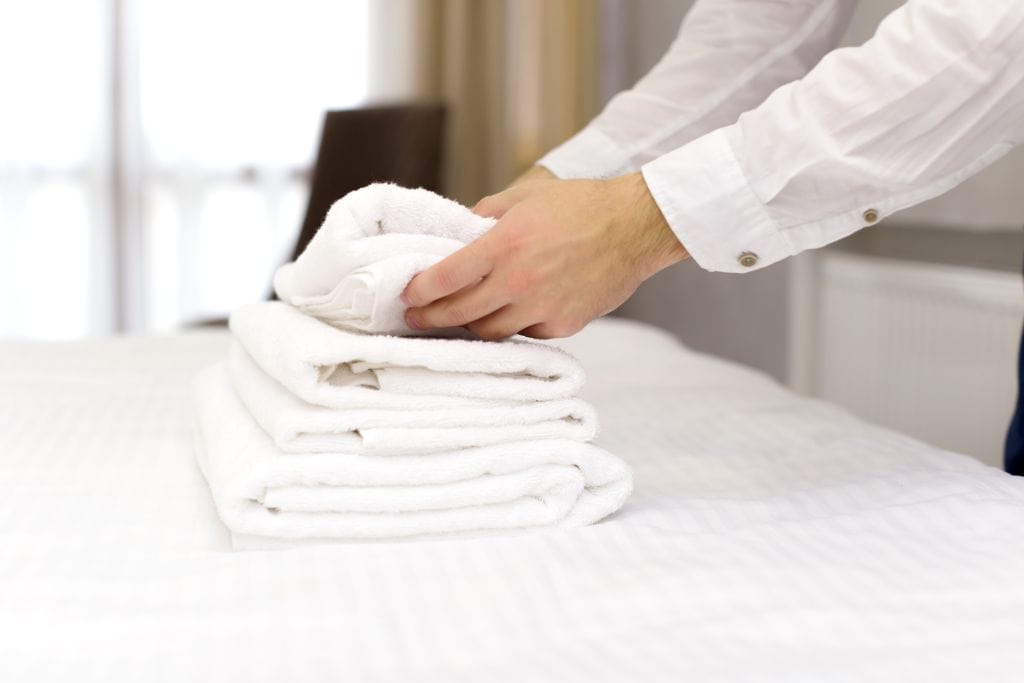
290,103,446,262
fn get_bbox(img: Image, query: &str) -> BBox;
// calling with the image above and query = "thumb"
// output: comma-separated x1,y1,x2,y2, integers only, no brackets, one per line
472,185,533,219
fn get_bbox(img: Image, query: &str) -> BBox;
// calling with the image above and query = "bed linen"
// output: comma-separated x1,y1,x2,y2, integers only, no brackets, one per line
2,317,1023,682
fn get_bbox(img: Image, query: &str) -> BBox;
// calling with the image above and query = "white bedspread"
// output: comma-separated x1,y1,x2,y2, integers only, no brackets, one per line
1,318,1023,682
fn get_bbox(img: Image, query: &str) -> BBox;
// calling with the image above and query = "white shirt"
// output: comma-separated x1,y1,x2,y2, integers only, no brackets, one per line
538,0,1024,273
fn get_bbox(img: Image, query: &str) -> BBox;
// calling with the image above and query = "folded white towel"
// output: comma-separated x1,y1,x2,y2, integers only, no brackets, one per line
274,183,495,335
228,341,598,454
230,301,586,405
193,365,632,544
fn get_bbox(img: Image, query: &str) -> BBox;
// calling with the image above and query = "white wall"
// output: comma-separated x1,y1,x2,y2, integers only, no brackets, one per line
790,252,1023,467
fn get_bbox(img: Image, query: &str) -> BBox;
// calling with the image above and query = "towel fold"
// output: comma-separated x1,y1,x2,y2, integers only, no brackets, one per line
193,365,633,544
274,183,496,335
194,185,633,546
228,341,598,454
230,301,586,405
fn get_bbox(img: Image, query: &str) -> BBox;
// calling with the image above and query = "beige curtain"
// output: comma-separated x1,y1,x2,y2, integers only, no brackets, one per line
412,0,603,204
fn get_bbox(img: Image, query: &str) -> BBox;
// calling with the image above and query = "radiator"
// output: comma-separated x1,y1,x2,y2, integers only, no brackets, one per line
789,251,1024,468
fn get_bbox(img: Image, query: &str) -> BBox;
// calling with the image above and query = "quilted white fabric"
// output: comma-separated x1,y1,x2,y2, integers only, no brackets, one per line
2,318,1024,682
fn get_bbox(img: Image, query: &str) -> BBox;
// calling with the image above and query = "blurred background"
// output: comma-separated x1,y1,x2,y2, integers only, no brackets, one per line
1,0,1022,466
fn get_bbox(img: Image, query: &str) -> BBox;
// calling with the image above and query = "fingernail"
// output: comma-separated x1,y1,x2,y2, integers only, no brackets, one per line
406,313,421,330
400,292,412,306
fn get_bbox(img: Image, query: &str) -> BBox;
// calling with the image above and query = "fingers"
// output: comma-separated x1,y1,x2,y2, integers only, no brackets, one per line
405,276,506,331
508,165,556,187
466,305,538,342
519,320,583,340
401,236,497,308
472,185,531,219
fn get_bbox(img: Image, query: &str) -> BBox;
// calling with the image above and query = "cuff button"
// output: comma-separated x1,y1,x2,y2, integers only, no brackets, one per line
863,209,879,224
738,252,759,268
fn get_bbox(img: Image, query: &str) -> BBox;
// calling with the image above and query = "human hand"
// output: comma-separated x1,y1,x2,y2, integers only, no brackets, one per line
400,172,687,340
508,164,556,187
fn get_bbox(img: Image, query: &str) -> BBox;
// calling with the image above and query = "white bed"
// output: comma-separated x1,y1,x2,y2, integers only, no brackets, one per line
2,317,1023,682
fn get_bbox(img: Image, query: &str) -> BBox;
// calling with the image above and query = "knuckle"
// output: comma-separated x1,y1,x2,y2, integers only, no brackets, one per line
504,269,538,297
473,196,498,216
526,324,553,339
402,282,424,307
565,317,586,335
413,306,438,328
466,322,489,340
538,301,557,320
498,225,528,254
529,298,555,322
540,320,576,339
439,302,469,326
469,321,509,342
558,324,578,338
433,267,460,294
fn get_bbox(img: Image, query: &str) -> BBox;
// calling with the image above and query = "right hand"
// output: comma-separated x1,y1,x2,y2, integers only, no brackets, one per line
402,171,686,340
505,165,556,189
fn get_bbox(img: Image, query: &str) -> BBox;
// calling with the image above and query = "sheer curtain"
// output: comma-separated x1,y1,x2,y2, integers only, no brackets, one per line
391,0,604,205
2,0,607,339
0,0,371,339
0,0,113,339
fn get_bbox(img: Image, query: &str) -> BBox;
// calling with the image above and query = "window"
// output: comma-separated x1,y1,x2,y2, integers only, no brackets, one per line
0,0,370,338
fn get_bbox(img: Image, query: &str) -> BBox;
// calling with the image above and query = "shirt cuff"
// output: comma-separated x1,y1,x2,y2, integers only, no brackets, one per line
538,125,635,180
640,128,797,273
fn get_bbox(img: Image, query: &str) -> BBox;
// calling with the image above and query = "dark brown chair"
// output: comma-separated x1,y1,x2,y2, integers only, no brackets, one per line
289,102,446,262
191,102,446,327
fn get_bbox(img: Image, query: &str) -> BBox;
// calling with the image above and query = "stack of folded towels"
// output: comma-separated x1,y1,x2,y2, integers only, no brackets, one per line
192,183,632,548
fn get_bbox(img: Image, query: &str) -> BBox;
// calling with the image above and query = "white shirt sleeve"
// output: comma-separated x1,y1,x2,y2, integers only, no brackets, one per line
538,0,860,179
641,0,1024,273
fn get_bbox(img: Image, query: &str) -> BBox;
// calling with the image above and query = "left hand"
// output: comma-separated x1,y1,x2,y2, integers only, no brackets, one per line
401,172,688,340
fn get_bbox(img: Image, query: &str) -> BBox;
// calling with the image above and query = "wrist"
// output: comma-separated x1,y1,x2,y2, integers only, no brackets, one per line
510,165,556,188
615,172,688,278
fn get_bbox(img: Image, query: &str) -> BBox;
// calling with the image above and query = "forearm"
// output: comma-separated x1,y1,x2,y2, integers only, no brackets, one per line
540,0,859,180
405,171,687,340
643,0,1024,273
508,165,555,187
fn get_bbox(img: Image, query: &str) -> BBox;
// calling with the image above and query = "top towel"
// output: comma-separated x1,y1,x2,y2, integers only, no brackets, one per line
274,183,496,335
